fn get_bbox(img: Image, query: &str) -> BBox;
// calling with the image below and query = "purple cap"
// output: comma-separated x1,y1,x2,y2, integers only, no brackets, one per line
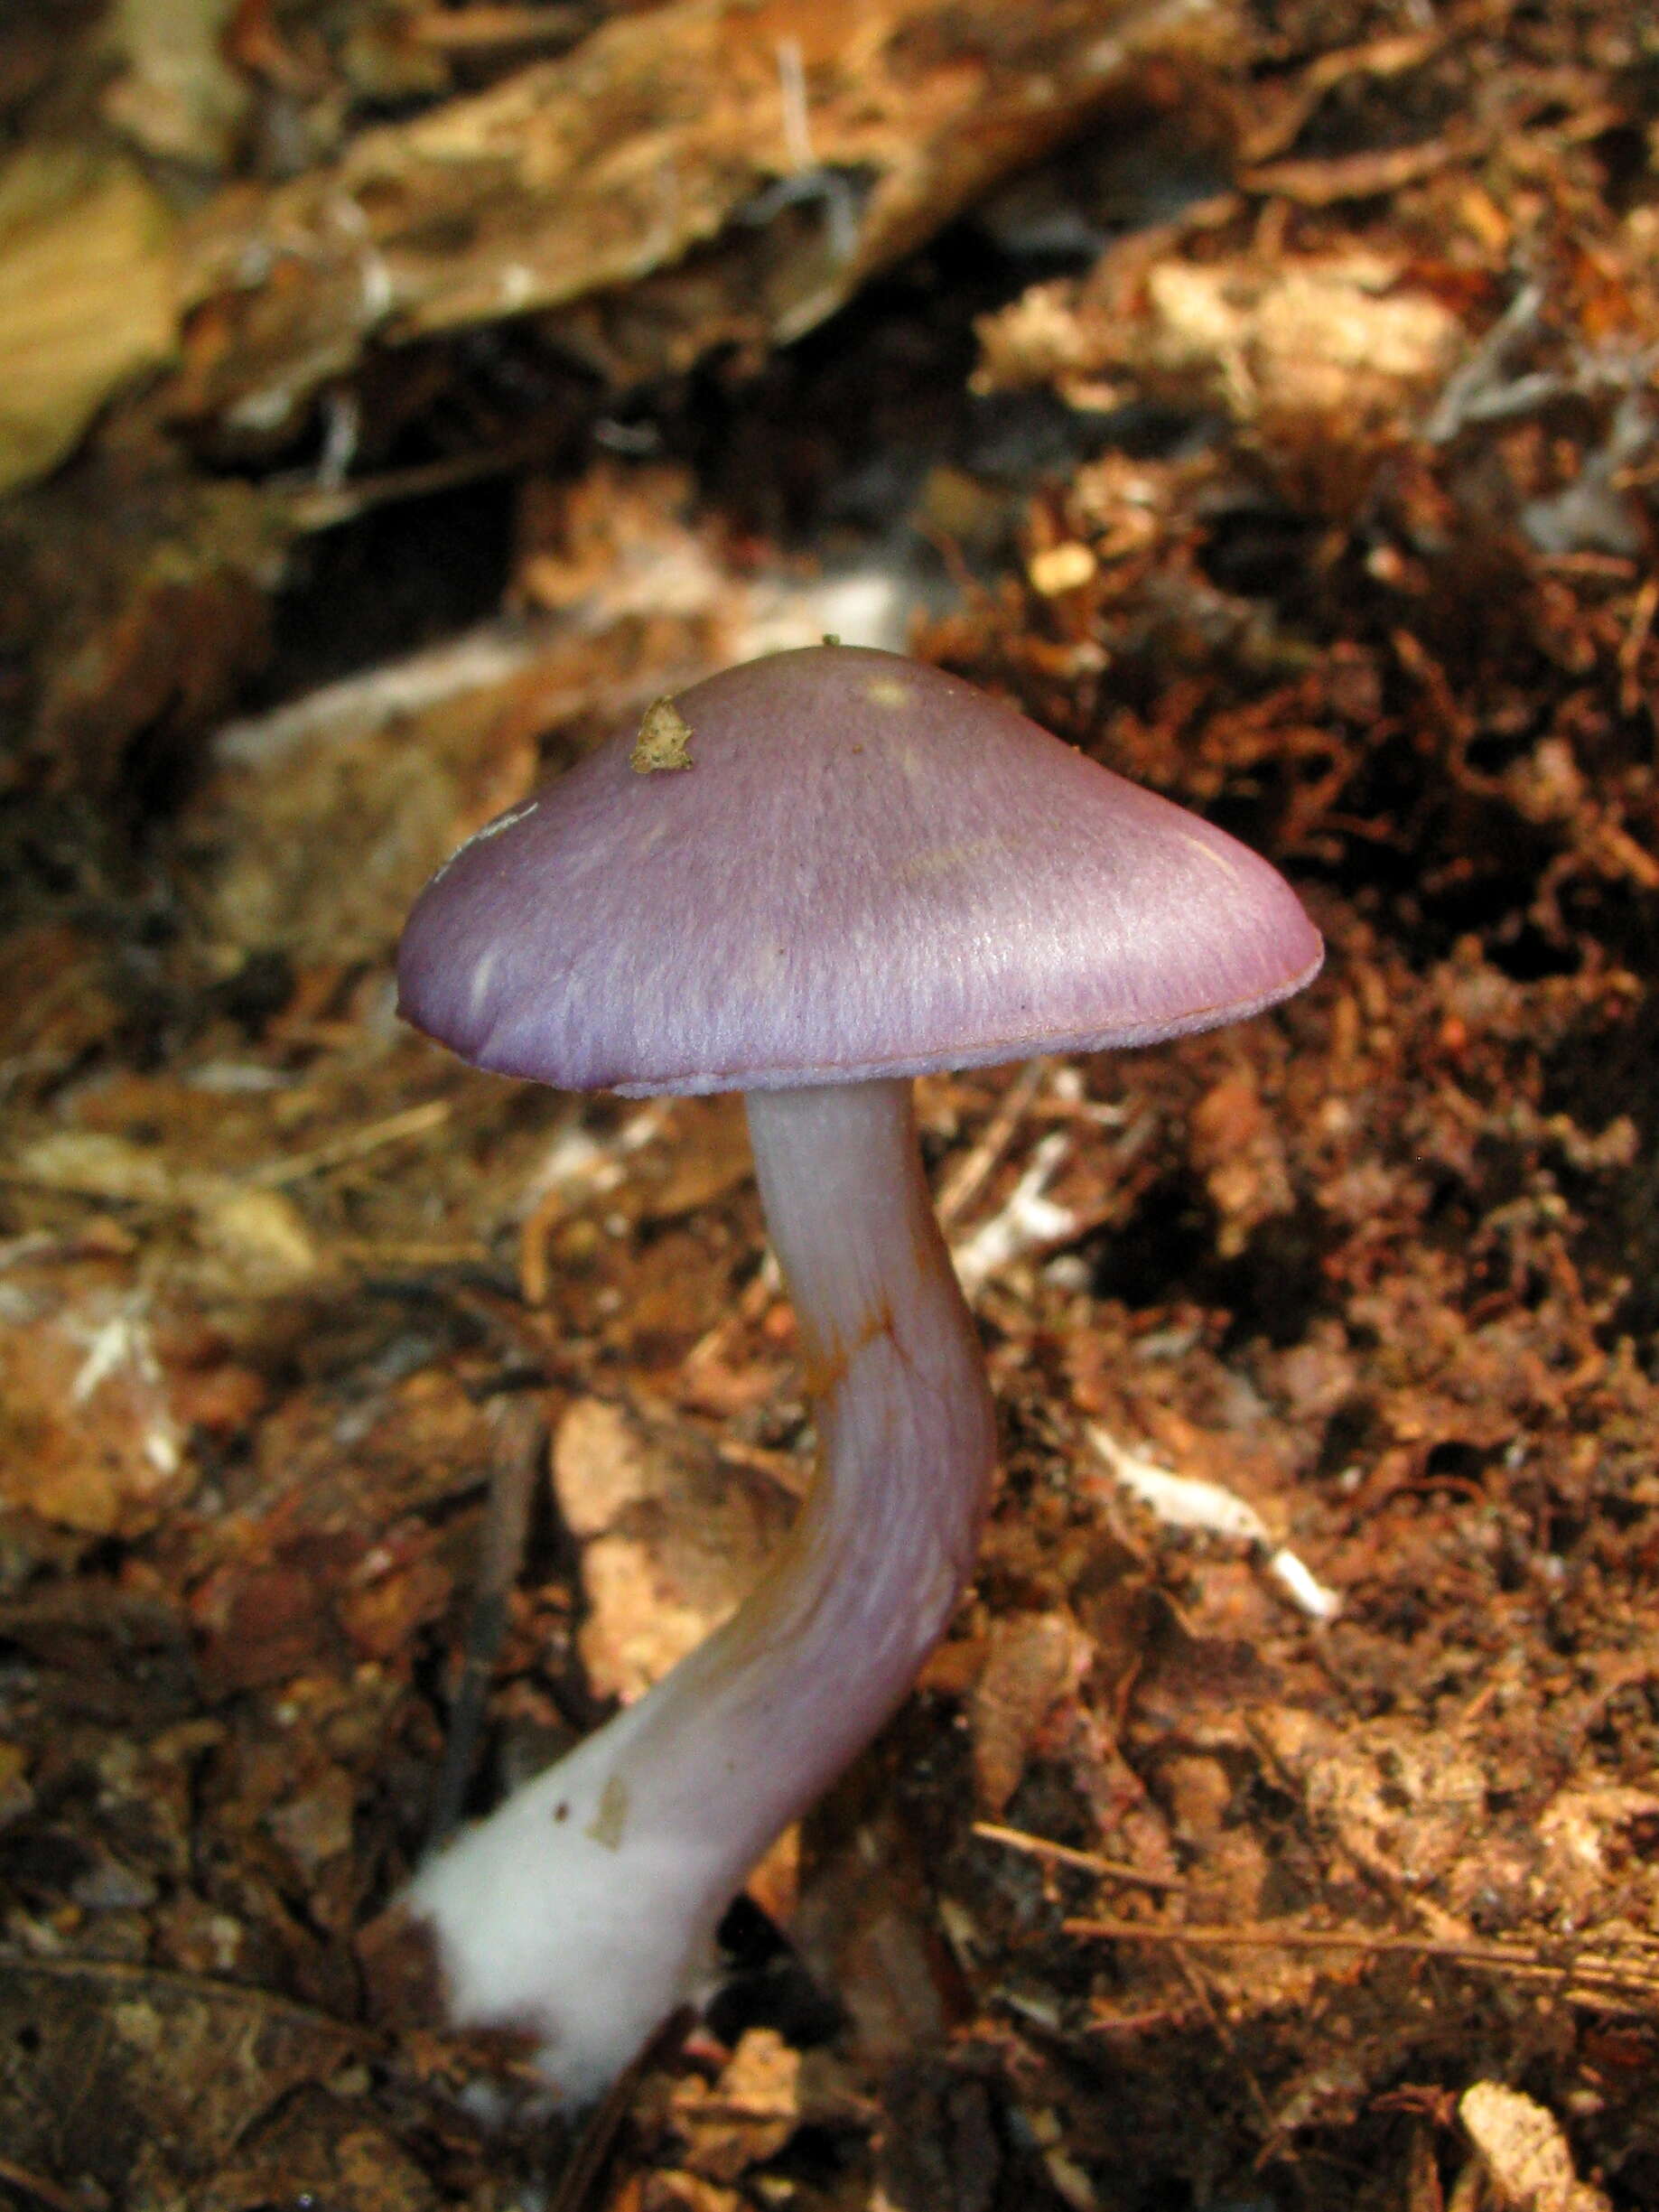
397,647,1322,1096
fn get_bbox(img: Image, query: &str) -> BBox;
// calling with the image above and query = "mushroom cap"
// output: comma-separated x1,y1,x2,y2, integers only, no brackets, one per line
397,646,1321,1096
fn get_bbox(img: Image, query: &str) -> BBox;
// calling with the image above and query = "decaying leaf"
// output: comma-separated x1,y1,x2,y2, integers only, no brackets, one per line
0,1959,361,2190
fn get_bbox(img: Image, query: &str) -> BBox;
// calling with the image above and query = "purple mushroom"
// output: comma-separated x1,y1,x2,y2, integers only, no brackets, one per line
395,644,1321,2102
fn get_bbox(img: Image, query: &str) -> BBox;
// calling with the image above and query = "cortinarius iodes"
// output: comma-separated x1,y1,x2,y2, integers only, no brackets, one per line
394,644,1323,2101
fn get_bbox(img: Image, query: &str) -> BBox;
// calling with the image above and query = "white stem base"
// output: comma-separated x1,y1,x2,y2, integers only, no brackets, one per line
403,1078,995,2103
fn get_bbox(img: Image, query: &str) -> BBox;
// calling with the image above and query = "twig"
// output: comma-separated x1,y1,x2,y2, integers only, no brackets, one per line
1064,1918,1659,2002
407,4,584,51
281,438,555,534
0,2159,83,2212
974,1820,1186,1894
1088,1425,1342,1624
247,1099,453,1187
715,1433,811,1499
936,1058,1049,1229
547,2005,696,2212
1240,135,1463,206
1620,574,1658,718
425,1396,547,1851
950,1128,1076,1298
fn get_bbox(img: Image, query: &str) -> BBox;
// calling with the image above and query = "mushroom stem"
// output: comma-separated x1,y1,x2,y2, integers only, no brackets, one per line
403,1076,996,2103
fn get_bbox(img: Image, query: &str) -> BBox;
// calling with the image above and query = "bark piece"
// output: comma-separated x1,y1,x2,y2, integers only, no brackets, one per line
172,0,1242,433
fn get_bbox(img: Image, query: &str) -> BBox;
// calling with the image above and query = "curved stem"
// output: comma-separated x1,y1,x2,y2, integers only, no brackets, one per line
404,1077,996,2103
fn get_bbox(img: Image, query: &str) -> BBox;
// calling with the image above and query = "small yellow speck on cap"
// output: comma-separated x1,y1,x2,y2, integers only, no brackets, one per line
866,677,909,707
631,696,694,773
